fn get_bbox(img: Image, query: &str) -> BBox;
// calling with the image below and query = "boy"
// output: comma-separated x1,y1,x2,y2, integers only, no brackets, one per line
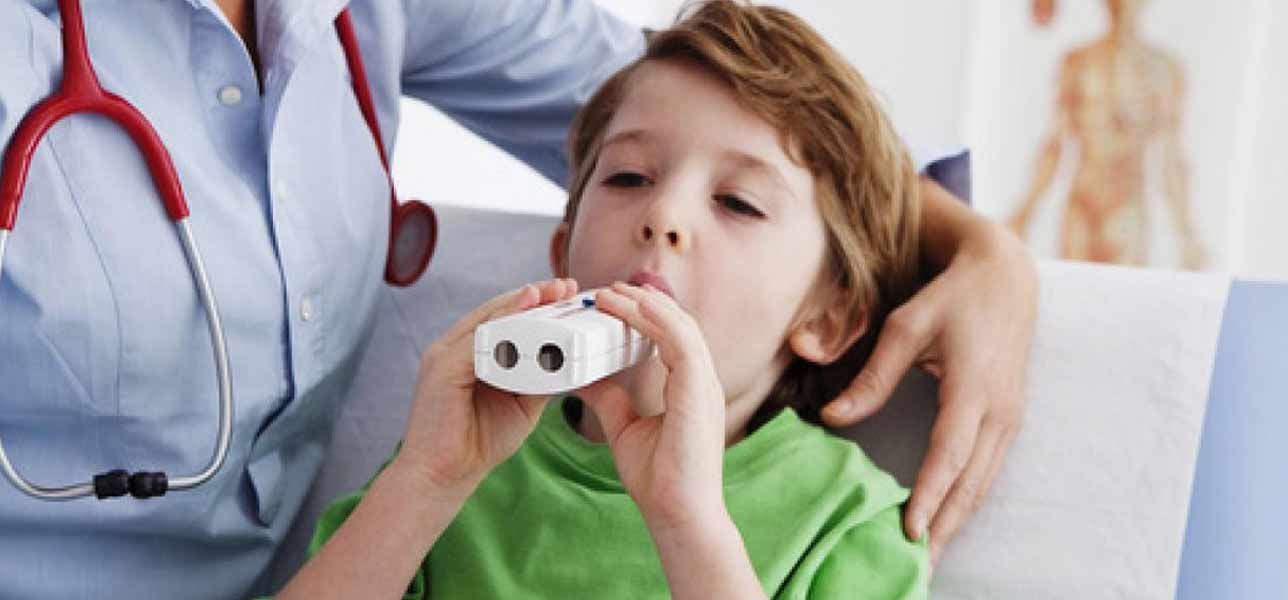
279,2,927,597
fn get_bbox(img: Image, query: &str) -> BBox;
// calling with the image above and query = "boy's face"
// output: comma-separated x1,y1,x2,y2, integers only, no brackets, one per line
553,58,834,415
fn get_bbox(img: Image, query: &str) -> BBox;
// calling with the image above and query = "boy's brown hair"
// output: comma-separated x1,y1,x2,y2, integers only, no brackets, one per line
562,0,922,426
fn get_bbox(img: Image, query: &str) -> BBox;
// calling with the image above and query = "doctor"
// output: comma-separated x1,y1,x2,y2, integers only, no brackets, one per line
0,0,1036,596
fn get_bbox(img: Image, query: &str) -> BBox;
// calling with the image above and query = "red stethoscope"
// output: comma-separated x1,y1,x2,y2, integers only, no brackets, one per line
0,0,438,501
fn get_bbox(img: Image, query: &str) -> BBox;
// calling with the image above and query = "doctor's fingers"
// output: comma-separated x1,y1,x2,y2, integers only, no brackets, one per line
926,421,1013,564
903,372,984,543
822,302,940,427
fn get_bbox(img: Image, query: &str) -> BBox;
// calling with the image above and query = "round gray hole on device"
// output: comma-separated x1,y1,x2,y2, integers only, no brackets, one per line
537,343,564,372
494,340,519,369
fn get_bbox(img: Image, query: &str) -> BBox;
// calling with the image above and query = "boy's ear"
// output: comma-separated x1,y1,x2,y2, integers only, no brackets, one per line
788,289,869,366
549,221,571,279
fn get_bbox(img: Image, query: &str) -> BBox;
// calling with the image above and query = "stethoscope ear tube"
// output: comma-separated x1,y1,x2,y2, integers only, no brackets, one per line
335,11,438,287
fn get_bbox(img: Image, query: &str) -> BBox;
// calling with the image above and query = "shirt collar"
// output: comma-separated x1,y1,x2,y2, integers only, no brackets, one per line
253,0,350,71
157,0,349,70
184,0,350,76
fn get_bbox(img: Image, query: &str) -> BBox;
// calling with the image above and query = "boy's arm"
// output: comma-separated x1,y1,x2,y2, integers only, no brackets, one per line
580,286,767,599
648,508,768,600
273,280,575,598
274,459,480,600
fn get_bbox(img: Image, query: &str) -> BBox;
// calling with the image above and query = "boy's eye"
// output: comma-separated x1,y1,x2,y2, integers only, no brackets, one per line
603,172,651,188
716,194,765,218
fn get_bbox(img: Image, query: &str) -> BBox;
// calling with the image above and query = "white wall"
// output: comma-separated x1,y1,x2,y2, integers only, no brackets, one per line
390,1,973,216
390,0,1286,280
967,0,1275,275
1238,1,1288,281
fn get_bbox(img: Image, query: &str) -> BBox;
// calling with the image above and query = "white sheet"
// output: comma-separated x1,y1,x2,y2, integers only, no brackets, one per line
904,261,1228,598
264,206,1231,598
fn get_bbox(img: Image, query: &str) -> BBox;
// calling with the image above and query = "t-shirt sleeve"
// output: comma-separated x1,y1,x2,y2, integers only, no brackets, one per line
781,505,931,600
300,454,431,600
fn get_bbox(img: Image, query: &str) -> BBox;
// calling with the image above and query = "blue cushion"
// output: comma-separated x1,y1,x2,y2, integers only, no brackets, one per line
1177,280,1288,597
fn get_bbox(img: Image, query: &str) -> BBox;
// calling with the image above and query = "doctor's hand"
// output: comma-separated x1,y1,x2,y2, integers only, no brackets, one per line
821,215,1038,565
397,279,579,491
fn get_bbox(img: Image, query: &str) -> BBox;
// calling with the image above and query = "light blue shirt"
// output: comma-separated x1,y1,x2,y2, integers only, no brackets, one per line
0,0,960,597
0,0,642,597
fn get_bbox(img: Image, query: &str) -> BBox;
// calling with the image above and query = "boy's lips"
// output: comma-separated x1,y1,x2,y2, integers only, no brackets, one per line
626,271,675,299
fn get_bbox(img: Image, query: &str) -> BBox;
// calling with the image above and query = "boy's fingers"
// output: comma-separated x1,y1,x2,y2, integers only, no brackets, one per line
439,284,534,345
594,287,671,350
612,282,690,330
633,295,704,369
577,378,636,440
610,284,722,424
442,279,574,346
605,283,702,368
433,279,579,391
514,393,554,423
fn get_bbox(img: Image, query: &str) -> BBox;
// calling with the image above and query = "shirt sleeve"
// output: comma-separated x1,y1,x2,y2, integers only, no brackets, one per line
398,0,645,188
783,505,931,600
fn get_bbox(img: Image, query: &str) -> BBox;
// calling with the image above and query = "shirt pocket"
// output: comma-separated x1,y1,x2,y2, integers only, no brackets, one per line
244,382,342,528
43,112,219,419
0,135,122,420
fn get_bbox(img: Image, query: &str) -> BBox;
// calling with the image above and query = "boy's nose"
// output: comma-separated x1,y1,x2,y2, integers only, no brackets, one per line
635,183,693,252
638,224,684,249
637,204,689,252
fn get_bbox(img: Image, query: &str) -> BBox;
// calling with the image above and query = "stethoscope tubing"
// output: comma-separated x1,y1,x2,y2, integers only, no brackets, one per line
0,0,436,502
0,0,231,501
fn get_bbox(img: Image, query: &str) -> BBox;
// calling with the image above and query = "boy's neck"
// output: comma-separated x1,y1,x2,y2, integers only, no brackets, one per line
569,391,761,448
565,349,792,448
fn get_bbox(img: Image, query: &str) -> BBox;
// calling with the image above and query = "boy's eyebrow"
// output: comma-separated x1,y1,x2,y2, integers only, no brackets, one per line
601,129,800,202
721,150,799,202
601,129,655,152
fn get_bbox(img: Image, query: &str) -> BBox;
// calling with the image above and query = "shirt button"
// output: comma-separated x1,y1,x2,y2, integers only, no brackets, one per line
217,84,243,106
275,179,290,202
300,298,315,322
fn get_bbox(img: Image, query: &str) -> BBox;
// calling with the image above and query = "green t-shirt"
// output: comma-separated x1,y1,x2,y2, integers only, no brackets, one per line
308,399,929,599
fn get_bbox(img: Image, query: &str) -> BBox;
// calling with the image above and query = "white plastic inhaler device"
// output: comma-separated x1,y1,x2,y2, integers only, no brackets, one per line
474,289,654,395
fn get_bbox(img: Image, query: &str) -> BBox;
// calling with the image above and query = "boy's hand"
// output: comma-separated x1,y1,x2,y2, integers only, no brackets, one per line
396,279,580,492
580,282,728,533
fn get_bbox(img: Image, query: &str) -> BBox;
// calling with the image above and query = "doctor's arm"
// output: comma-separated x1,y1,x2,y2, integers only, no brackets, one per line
399,0,644,186
821,176,1038,564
